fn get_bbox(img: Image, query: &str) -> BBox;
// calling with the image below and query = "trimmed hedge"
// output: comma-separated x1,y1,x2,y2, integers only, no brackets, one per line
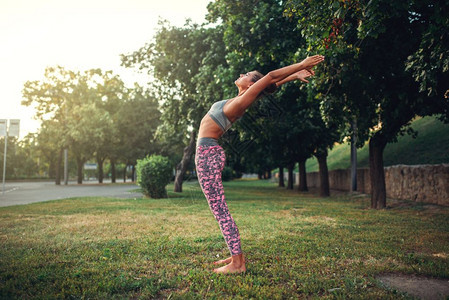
136,155,172,198
222,166,233,181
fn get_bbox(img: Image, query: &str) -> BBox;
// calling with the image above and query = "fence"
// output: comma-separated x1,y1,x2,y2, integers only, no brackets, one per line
277,164,449,206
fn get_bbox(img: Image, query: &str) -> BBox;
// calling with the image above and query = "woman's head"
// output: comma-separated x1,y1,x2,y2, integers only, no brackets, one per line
235,70,276,95
251,71,277,94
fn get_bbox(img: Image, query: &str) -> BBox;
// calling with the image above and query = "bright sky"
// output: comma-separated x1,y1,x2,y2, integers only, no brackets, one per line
0,0,211,139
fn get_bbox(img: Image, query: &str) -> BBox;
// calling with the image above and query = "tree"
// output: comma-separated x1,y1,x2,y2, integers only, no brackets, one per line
16,134,40,178
307,85,341,197
58,68,115,184
207,0,340,197
285,0,449,208
122,22,228,192
0,133,40,180
90,71,125,183
115,85,162,182
22,66,79,184
406,0,449,99
35,120,64,180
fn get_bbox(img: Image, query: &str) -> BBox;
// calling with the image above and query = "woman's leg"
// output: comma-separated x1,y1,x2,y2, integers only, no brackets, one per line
196,145,245,273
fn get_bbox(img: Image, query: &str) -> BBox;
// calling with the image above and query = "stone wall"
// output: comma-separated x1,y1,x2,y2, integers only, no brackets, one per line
303,164,449,206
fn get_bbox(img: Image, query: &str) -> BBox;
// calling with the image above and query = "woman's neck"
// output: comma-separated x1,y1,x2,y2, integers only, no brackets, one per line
237,87,248,96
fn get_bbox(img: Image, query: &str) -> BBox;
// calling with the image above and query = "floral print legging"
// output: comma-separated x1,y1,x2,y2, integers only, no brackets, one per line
195,145,242,256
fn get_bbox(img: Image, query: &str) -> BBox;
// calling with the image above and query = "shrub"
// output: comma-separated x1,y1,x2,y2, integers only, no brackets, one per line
232,169,243,179
222,166,233,182
136,155,172,198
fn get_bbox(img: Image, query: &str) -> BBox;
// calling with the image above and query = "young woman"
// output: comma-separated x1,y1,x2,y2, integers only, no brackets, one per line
195,55,325,274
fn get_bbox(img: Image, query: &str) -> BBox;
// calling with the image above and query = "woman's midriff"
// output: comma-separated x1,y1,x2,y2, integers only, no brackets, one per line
198,114,224,140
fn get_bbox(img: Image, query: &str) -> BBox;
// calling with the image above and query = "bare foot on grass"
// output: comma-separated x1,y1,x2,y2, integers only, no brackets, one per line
213,253,246,274
213,262,246,274
214,257,232,265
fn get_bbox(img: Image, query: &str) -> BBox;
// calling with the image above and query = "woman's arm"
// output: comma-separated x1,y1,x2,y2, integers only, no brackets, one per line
226,55,324,116
276,69,315,87
268,55,323,84
237,55,324,105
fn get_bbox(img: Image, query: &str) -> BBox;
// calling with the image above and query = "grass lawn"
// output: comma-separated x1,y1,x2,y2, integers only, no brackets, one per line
1,180,448,299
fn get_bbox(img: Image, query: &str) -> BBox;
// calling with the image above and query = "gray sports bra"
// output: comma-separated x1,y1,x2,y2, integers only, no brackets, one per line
207,99,233,132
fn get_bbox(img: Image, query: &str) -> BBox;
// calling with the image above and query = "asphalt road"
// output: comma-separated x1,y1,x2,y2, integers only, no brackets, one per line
0,180,142,207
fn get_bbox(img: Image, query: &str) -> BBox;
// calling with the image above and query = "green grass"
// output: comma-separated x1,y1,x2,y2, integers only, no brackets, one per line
1,180,448,299
306,116,449,172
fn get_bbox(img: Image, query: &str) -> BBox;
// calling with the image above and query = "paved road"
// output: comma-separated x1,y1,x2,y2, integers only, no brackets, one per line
0,180,142,207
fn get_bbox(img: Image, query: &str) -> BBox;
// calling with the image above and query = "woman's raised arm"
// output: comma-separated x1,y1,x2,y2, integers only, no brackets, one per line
233,55,324,111
276,69,315,87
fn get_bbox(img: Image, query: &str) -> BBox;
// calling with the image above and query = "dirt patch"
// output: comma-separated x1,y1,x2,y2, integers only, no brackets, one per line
377,273,449,300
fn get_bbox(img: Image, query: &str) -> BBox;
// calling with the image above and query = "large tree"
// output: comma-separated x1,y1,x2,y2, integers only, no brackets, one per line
35,120,62,179
207,0,340,195
22,66,79,184
115,85,162,182
285,0,449,208
122,22,228,192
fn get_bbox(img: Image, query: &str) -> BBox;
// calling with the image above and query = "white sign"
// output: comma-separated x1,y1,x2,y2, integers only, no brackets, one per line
0,119,6,137
84,163,97,170
9,119,20,137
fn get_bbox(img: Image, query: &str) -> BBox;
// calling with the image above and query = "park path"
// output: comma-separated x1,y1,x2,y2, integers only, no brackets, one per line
0,180,141,207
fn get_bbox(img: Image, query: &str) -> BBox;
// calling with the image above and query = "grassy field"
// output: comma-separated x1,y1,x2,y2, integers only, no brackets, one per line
306,116,449,172
1,180,448,299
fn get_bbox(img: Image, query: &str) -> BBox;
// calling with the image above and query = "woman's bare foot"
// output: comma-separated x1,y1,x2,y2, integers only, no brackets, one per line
214,256,232,265
213,253,246,274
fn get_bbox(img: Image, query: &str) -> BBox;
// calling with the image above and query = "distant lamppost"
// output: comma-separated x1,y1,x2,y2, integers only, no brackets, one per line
64,103,68,185
1,119,20,196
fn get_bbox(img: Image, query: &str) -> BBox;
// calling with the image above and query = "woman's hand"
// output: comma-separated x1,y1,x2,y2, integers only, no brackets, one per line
301,55,325,69
296,69,315,83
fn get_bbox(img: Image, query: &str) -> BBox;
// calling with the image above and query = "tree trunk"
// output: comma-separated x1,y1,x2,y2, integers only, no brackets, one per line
48,154,56,178
55,149,63,185
174,130,197,192
369,134,387,209
278,166,285,187
111,159,116,183
316,150,330,197
76,157,84,184
298,159,308,192
131,165,136,182
97,156,105,184
123,164,127,183
287,163,294,190
350,120,358,191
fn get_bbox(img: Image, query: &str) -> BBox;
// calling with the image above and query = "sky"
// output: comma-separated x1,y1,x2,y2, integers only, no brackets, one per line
0,0,212,139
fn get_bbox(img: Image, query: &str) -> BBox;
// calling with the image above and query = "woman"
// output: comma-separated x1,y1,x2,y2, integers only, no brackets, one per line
195,55,325,274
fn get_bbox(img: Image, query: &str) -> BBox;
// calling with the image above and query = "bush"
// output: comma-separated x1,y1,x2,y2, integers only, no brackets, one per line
232,169,243,179
222,166,233,182
136,155,172,198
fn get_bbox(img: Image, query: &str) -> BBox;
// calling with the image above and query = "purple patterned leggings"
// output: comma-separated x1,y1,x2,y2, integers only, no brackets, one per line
195,145,242,256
